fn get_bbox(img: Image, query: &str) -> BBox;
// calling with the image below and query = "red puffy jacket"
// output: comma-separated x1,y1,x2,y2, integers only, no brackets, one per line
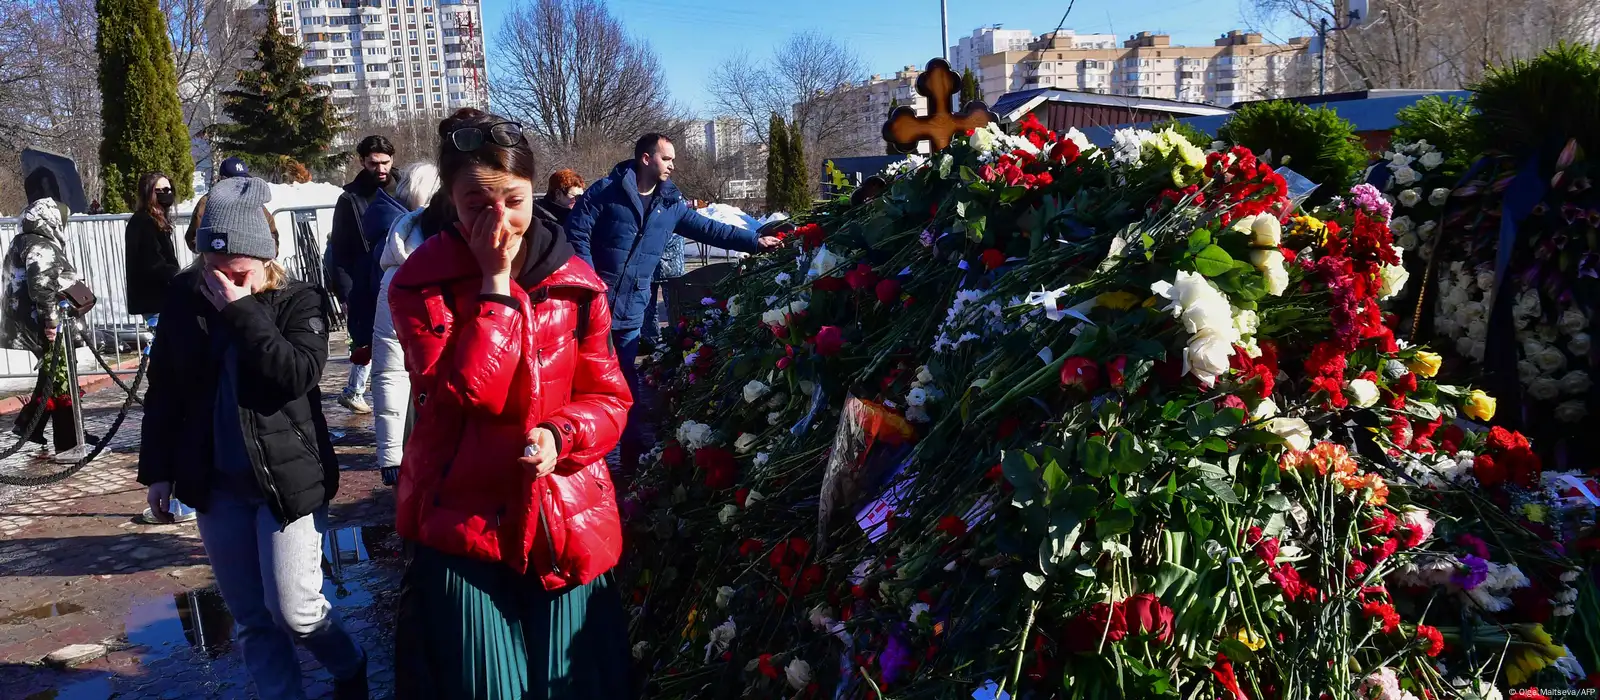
388,229,631,590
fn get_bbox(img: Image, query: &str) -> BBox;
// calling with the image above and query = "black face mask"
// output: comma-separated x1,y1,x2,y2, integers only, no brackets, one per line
155,191,176,208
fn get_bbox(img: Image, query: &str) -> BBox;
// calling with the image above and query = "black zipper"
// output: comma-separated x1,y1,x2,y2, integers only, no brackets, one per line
242,413,288,523
289,422,319,463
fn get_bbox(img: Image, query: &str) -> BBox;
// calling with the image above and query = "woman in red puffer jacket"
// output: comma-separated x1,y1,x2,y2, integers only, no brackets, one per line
388,108,632,700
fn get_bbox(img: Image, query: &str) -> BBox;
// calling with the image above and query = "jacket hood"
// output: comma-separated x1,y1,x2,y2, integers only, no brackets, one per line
360,189,411,247
390,222,606,294
379,208,426,272
20,198,68,245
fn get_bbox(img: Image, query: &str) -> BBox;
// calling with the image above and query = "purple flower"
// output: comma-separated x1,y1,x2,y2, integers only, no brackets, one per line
880,629,914,685
1349,184,1394,220
919,228,935,247
1457,533,1490,560
1452,554,1489,590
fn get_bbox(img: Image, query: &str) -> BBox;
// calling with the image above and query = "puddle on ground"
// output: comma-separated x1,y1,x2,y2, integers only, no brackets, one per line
117,525,398,661
23,675,113,700
124,587,235,661
1,601,85,625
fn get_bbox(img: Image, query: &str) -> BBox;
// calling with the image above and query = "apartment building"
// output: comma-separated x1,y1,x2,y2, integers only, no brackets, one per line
979,30,1312,107
684,117,748,162
250,0,488,121
950,26,1038,78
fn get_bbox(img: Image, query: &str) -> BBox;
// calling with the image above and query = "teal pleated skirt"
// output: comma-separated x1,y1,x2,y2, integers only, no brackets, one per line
395,544,633,700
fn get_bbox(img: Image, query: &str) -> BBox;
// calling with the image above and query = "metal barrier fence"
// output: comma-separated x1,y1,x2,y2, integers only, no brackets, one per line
0,205,339,380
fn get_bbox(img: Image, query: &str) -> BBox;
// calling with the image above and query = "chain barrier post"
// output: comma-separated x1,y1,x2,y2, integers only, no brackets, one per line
59,300,87,457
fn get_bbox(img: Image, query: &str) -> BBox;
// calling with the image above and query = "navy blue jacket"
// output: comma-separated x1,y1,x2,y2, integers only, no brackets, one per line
566,161,759,330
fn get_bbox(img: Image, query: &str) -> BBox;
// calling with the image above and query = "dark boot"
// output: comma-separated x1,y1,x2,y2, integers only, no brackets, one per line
333,653,369,700
51,402,80,452
11,401,48,445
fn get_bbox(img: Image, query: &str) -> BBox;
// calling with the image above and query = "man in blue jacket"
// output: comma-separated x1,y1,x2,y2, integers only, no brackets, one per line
567,133,780,472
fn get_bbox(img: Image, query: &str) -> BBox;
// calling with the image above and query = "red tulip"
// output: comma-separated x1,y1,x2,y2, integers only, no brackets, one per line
980,248,1006,270
1123,593,1174,645
1059,356,1101,393
875,278,902,305
1105,355,1129,390
814,326,844,356
845,263,879,291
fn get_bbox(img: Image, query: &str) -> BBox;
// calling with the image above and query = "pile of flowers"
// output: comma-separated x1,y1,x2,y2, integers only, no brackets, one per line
620,113,1599,699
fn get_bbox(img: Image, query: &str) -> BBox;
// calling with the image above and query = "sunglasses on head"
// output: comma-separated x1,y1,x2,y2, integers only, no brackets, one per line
449,121,525,152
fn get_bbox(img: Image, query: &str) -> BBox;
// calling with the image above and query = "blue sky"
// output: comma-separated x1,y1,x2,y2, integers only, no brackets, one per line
479,0,1300,114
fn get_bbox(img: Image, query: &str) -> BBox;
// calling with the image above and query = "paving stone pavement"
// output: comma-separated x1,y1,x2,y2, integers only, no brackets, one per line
0,337,400,700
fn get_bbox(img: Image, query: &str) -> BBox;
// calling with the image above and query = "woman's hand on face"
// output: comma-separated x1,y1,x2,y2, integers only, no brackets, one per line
519,427,559,478
200,267,256,311
465,203,517,288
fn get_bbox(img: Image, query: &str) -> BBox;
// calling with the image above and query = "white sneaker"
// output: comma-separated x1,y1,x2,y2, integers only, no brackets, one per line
339,392,372,414
51,445,91,464
139,507,196,524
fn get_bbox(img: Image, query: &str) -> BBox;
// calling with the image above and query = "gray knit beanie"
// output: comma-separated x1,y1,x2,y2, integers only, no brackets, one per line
198,176,275,259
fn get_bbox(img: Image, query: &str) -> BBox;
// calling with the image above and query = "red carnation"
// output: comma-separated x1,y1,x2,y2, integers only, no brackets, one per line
874,278,902,305
1367,537,1400,563
1269,564,1305,601
1362,601,1400,633
814,326,845,356
1123,593,1175,645
980,248,1007,271
738,538,765,557
660,442,686,468
1060,356,1102,393
936,515,968,538
1347,559,1369,580
1416,624,1445,657
1366,511,1398,536
1050,139,1080,163
1439,424,1465,454
758,653,780,679
797,223,826,250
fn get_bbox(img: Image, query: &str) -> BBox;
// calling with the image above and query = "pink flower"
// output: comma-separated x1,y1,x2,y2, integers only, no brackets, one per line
814,326,844,356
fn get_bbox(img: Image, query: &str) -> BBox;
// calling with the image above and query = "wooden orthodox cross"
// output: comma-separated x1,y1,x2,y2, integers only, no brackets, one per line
881,58,997,153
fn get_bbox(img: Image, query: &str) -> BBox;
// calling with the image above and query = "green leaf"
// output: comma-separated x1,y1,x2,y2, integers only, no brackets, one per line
1042,461,1069,497
1082,436,1113,477
966,215,988,242
938,154,954,179
1161,400,1186,421
1187,228,1213,253
999,186,1028,203
1193,245,1236,277
1200,436,1230,453
1263,492,1291,512
1234,429,1286,444
1112,430,1150,474
1096,507,1135,538
1022,571,1047,591
1219,638,1258,664
1150,561,1199,598
955,200,968,218
1002,450,1041,505
1202,478,1242,505
1040,509,1086,573
959,165,978,182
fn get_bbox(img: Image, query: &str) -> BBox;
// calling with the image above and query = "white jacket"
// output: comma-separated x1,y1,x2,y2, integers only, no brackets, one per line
371,209,428,469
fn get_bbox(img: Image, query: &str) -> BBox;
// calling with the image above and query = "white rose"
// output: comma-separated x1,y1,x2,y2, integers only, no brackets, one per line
1523,338,1548,358
1455,336,1476,358
1390,216,1414,235
1443,286,1469,309
1233,308,1260,337
1388,151,1413,167
1379,263,1410,300
1418,220,1438,238
907,387,928,406
1268,417,1313,452
1569,333,1592,357
718,504,740,525
1559,309,1589,335
1347,379,1380,408
1533,347,1567,374
775,272,792,286
1470,341,1486,362
1436,318,1460,339
1420,151,1444,169
1247,249,1290,296
1466,319,1488,341
916,365,934,384
969,124,999,153
1530,377,1561,401
1460,301,1487,322
1538,324,1561,343
716,586,735,609
1475,270,1497,294
1429,188,1449,207
734,432,761,454
726,295,742,317
1397,231,1421,250
1252,397,1279,420
753,452,770,469
1392,165,1419,185
677,421,713,450
785,659,813,691
767,412,782,426
806,245,842,279
909,601,930,623
1518,361,1541,385
1184,327,1238,386
742,380,770,404
1152,272,1236,333
1556,400,1590,424
1398,189,1421,207
1559,370,1592,395
1248,214,1281,247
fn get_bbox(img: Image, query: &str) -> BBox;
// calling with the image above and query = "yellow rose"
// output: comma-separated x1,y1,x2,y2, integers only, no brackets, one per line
1407,351,1442,378
1235,628,1266,651
1464,390,1497,421
1097,291,1140,311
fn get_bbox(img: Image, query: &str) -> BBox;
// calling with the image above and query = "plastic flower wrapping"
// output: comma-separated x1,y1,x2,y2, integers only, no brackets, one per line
619,114,1600,699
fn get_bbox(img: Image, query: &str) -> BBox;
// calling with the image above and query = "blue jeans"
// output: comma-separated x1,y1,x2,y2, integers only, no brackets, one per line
612,329,643,474
641,282,663,344
196,490,365,698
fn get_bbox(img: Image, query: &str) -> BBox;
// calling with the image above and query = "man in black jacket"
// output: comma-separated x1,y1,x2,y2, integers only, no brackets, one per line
324,135,396,415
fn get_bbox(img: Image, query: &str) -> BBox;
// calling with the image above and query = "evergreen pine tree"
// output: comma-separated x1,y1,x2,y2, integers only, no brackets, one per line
960,68,982,105
784,125,809,213
210,13,347,182
765,114,790,213
96,0,196,212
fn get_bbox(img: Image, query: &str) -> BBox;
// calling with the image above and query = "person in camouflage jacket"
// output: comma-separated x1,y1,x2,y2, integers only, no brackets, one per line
2,197,88,461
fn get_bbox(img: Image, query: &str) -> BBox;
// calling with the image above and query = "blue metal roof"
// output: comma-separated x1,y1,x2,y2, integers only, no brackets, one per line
990,89,1051,118
1081,90,1472,147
